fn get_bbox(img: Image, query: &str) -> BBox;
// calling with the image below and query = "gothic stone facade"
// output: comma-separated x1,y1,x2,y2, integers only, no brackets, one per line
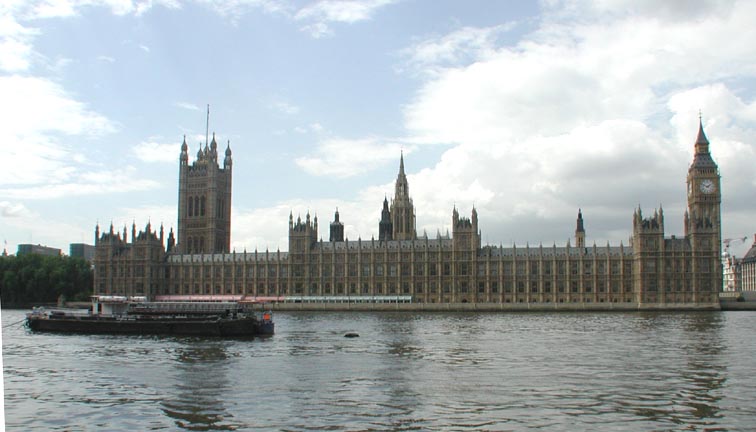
93,121,722,307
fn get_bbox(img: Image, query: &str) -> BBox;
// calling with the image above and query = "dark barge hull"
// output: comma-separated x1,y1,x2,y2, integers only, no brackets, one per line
27,316,274,337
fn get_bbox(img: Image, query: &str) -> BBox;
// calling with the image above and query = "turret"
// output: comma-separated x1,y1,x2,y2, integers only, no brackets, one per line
379,196,393,241
575,209,585,249
180,135,188,165
329,208,344,242
167,227,175,253
224,141,232,169
210,132,218,162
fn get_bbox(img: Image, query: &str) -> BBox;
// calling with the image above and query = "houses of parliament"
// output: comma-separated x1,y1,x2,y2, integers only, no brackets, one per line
93,120,722,308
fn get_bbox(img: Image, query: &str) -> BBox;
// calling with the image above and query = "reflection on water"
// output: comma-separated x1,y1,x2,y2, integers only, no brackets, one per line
161,341,242,431
3,310,756,431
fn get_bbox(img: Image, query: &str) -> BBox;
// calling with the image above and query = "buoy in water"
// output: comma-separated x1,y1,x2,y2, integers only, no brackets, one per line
344,332,359,338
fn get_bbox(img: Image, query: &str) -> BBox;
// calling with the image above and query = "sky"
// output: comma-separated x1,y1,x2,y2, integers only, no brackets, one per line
0,0,755,259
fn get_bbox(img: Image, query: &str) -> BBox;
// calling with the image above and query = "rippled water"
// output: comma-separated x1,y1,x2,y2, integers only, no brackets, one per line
3,309,756,431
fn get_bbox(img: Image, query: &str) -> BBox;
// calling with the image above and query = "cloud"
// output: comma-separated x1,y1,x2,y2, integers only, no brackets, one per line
196,0,291,23
400,24,516,76
295,137,407,177
0,75,117,187
295,0,399,38
391,0,756,246
231,197,411,251
270,100,300,115
29,0,181,18
0,10,38,72
0,168,161,200
133,140,180,163
175,101,200,111
97,55,116,63
0,0,182,73
0,201,30,218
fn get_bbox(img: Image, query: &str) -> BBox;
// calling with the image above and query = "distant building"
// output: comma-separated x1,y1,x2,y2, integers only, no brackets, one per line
70,243,96,262
94,119,722,308
17,244,61,257
741,236,756,291
722,253,741,291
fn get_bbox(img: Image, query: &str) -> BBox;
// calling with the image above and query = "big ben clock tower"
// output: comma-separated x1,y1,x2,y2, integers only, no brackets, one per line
685,117,721,303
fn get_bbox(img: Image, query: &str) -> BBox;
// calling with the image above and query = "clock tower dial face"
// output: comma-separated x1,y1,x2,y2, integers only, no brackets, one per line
700,179,716,194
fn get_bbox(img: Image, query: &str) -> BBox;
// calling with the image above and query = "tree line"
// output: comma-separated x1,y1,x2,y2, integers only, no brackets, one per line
0,254,93,307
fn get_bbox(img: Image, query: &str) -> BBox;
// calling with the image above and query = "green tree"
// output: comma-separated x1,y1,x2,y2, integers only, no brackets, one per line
0,254,93,307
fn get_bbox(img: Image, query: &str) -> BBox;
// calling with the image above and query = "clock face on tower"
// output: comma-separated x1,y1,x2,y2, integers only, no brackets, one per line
700,179,716,194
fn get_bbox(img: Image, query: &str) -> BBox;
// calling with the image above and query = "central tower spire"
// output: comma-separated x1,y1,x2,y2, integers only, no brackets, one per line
390,152,416,240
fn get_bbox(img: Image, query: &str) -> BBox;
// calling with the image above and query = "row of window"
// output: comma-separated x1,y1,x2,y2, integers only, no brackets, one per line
164,262,639,278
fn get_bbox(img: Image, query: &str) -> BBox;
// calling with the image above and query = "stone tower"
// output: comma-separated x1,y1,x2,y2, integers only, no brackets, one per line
684,118,722,302
390,152,417,240
452,206,480,251
177,133,233,254
575,209,585,249
288,211,318,295
632,205,665,303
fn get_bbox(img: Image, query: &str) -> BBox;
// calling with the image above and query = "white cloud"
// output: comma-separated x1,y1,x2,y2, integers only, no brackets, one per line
133,140,179,163
400,24,515,76
0,0,181,74
196,0,291,23
29,0,181,18
270,100,300,115
0,10,38,72
295,0,399,38
295,137,406,178
0,75,116,186
393,0,756,246
97,55,115,63
231,197,410,251
0,167,160,200
175,101,199,111
0,201,30,218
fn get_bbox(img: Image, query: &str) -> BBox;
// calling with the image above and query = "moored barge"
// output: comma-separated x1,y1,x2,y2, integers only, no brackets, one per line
26,295,274,337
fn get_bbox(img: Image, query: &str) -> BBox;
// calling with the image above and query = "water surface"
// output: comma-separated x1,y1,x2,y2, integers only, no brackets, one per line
3,310,756,430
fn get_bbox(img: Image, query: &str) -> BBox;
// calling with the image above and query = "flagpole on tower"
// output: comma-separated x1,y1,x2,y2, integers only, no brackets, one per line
205,104,210,147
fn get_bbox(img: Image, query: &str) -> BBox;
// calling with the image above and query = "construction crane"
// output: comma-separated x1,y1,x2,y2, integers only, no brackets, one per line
723,237,748,255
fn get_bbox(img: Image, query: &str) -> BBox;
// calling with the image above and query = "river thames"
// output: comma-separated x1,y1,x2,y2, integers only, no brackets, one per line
3,309,756,431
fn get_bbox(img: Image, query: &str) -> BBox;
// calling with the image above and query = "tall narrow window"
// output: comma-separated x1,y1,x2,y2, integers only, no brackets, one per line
200,196,206,216
188,199,194,217
194,197,200,217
